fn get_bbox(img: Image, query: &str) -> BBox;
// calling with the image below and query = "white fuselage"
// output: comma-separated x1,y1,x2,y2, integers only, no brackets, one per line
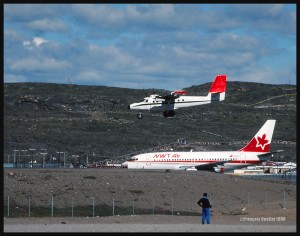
129,93,225,111
123,120,276,172
125,151,266,171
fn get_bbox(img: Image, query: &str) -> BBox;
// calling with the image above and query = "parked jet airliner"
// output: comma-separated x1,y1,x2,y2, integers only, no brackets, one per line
128,74,226,119
123,120,281,172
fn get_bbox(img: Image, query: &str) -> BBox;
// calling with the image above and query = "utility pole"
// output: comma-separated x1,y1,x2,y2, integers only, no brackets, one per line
21,150,28,168
56,152,64,168
29,148,36,168
40,149,47,168
13,150,19,168
18,150,21,168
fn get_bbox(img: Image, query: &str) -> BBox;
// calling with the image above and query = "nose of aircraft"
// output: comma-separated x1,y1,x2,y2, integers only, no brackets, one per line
127,105,131,109
121,161,128,168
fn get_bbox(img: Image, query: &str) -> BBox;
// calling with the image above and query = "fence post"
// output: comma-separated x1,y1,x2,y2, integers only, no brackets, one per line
132,197,135,215
51,194,54,217
28,195,31,217
71,197,74,217
92,197,95,217
171,196,174,215
131,195,135,216
283,189,286,209
7,196,10,217
152,194,154,215
247,191,250,208
112,197,115,216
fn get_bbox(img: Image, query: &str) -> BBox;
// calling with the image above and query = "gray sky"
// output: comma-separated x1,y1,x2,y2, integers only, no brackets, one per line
4,3,296,90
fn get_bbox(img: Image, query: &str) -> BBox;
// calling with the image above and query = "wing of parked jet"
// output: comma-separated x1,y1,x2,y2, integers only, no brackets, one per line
194,160,230,171
164,161,229,172
176,160,229,171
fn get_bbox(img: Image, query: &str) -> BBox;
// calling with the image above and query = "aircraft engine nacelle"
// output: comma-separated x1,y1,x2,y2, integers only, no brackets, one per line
214,166,225,173
185,167,198,171
150,94,160,99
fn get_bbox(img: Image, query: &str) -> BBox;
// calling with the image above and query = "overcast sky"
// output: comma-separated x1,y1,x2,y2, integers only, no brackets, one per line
4,3,296,90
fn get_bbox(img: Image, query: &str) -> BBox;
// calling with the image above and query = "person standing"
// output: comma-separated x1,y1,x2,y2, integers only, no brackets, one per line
197,192,212,224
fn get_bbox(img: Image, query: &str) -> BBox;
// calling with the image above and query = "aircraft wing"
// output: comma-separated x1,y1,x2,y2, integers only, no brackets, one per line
157,90,188,100
157,94,178,100
194,160,230,171
195,161,256,173
177,165,198,170
177,160,229,171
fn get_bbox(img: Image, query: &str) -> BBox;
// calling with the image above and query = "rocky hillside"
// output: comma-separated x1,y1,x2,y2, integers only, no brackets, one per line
3,81,296,166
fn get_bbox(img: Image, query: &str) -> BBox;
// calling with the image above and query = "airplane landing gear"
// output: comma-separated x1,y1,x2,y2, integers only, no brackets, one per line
137,112,143,119
163,110,175,118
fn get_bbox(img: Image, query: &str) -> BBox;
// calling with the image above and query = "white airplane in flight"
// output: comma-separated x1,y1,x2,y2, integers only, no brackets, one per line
123,120,282,172
128,74,227,119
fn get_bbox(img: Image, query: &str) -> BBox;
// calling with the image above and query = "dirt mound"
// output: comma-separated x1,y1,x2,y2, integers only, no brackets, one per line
3,168,296,224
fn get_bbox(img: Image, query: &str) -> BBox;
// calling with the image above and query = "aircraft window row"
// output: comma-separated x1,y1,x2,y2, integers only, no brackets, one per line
154,158,237,161
143,99,161,103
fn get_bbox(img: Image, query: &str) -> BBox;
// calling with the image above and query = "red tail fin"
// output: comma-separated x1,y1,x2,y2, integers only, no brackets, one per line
239,120,276,152
209,75,227,93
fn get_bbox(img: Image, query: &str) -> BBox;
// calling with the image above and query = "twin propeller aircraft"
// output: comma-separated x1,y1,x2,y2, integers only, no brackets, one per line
128,74,227,119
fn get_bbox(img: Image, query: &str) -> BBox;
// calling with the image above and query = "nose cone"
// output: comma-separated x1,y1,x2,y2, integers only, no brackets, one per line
122,161,128,168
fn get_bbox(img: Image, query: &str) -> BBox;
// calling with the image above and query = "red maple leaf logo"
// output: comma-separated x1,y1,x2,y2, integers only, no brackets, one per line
255,134,269,150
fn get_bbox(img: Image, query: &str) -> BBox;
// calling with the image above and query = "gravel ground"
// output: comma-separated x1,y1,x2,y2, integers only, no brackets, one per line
4,215,296,232
3,168,296,232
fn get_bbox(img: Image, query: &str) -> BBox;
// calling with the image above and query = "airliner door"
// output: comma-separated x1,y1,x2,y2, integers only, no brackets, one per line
143,99,151,110
240,153,247,163
146,154,151,165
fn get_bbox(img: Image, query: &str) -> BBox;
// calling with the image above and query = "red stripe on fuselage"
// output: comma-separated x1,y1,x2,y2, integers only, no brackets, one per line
132,160,261,164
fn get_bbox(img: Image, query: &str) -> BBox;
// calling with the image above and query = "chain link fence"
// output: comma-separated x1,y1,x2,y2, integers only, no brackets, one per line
4,189,295,218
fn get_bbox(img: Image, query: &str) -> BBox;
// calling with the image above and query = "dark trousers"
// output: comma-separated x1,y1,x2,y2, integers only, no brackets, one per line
201,208,210,224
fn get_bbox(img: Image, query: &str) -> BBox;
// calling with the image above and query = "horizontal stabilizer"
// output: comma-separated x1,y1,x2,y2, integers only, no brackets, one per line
258,150,284,158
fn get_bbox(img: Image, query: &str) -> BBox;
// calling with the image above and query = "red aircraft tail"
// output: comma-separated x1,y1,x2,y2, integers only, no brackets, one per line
239,120,276,152
209,75,227,93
